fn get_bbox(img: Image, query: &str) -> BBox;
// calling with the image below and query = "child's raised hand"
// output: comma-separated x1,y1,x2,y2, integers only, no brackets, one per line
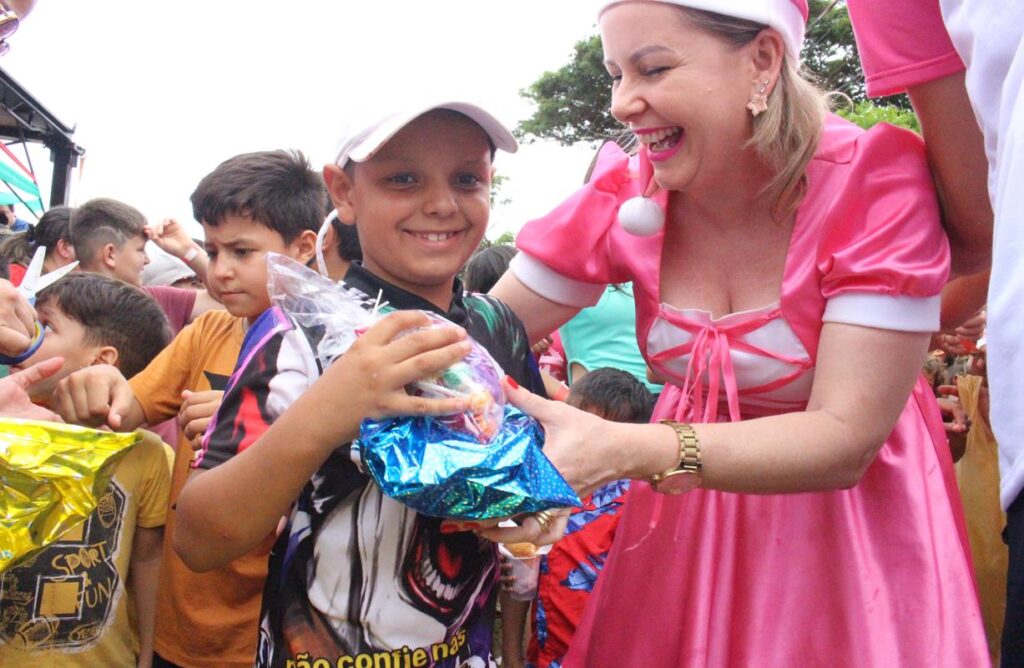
307,310,473,447
51,364,135,430
146,218,194,260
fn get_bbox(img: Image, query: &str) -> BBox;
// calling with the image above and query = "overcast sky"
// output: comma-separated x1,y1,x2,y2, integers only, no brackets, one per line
4,0,609,239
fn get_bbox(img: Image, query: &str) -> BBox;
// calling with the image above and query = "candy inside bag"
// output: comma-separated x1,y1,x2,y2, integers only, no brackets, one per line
267,253,505,441
0,419,142,573
395,311,505,442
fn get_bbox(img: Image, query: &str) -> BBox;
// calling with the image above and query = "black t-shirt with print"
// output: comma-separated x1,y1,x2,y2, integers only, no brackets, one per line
201,263,544,668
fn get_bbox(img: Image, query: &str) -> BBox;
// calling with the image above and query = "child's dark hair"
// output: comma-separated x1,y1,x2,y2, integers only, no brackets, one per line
36,272,172,378
331,217,362,262
191,150,327,242
567,368,654,424
70,199,147,265
463,244,517,294
0,206,74,266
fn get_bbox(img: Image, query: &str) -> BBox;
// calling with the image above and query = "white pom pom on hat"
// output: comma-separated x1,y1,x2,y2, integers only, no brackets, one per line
599,0,809,61
617,146,666,237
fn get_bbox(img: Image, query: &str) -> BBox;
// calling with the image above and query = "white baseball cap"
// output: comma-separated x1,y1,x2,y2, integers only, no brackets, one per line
142,244,196,287
333,99,518,167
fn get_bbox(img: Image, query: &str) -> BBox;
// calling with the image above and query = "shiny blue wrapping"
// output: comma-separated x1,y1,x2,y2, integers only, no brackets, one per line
357,406,580,520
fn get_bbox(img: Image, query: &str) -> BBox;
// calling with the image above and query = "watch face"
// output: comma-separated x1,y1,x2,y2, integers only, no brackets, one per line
654,471,700,495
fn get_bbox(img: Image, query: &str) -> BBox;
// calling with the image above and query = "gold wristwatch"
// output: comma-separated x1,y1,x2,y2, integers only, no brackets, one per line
650,420,702,495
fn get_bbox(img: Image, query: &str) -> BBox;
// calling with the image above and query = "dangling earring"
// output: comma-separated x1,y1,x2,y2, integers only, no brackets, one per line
747,79,769,117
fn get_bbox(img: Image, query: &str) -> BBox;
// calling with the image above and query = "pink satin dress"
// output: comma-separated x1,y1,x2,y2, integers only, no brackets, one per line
513,116,989,666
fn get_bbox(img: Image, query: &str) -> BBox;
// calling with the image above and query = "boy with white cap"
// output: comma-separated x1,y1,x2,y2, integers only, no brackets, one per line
173,99,545,667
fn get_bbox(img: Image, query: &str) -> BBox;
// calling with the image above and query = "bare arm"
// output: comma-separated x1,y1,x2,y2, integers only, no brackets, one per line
490,273,582,346
174,311,475,571
907,72,993,276
495,322,929,501
128,526,164,668
939,270,989,331
499,590,532,668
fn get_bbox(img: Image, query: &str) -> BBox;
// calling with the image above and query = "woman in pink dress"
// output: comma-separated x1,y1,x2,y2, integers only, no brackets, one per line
486,0,989,665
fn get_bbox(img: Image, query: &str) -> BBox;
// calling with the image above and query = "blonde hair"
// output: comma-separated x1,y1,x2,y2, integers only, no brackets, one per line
678,8,827,220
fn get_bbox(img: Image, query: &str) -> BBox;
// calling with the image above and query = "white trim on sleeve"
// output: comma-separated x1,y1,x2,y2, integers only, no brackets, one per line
822,293,941,332
509,252,606,308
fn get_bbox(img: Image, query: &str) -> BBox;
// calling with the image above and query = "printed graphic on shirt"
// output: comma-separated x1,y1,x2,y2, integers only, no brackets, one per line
206,268,543,667
0,482,126,651
530,479,629,668
203,371,230,391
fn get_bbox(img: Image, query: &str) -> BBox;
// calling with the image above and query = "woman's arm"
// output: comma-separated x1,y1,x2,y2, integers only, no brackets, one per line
501,322,929,499
490,273,582,346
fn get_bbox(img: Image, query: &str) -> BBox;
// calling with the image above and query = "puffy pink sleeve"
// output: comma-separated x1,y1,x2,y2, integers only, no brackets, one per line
847,0,964,97
817,123,950,333
512,143,649,307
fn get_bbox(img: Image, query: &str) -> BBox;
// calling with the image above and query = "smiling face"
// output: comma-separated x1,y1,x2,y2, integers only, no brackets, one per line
600,2,759,193
203,215,315,321
326,110,493,309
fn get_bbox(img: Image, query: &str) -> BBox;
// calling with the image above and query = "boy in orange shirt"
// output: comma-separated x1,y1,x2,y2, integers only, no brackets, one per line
53,150,326,668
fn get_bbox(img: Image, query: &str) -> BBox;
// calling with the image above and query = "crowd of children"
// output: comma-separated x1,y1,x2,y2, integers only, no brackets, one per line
0,6,1013,666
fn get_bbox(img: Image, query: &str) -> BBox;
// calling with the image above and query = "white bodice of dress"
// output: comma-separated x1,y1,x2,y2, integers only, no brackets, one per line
646,302,815,420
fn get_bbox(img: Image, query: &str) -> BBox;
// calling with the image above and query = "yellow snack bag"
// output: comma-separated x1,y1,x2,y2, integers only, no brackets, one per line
0,419,141,573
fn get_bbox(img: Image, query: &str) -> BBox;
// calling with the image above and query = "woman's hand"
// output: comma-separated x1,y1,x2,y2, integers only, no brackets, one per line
502,377,628,497
442,509,572,548
475,509,571,547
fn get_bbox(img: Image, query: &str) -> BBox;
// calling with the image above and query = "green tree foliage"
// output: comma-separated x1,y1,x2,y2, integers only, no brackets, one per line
836,101,920,132
802,0,865,102
491,231,516,246
490,173,511,208
473,230,516,256
516,1,914,145
516,34,620,147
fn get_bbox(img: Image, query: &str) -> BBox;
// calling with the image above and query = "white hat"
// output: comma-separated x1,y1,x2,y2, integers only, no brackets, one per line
600,0,809,61
142,244,196,287
334,99,518,167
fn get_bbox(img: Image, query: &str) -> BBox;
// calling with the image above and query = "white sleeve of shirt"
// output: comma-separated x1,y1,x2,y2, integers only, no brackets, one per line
509,252,607,308
822,293,941,332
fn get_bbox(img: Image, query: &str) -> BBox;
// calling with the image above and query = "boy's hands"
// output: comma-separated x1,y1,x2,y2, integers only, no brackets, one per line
51,364,136,429
308,311,473,448
178,389,224,449
147,218,195,259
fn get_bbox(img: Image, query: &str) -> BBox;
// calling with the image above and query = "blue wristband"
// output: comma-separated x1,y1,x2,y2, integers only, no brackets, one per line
0,321,45,366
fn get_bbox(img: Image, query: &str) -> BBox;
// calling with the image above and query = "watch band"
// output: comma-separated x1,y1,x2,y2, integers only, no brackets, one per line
651,420,701,483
